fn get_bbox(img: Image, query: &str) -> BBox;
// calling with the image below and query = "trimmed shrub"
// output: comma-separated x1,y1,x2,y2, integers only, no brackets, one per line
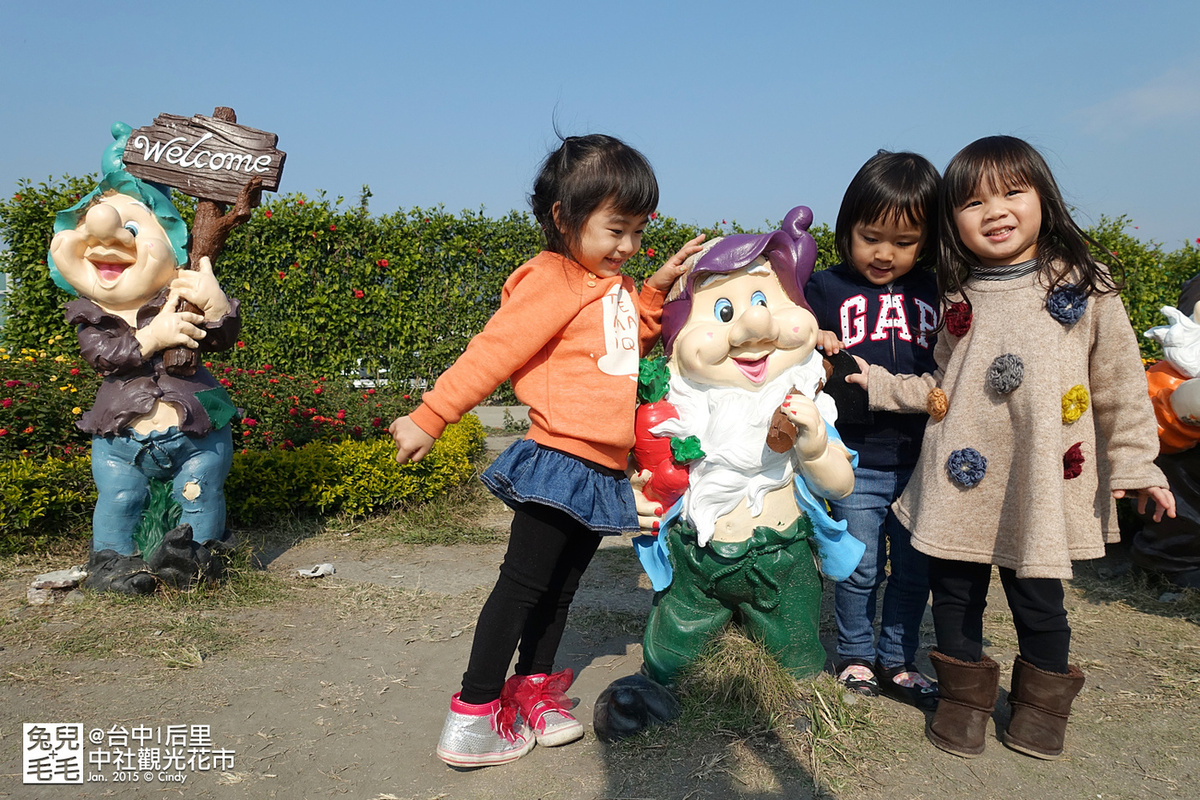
0,455,94,553
0,417,484,551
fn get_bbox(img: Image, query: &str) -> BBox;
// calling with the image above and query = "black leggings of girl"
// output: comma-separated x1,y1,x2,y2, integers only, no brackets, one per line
458,501,603,705
928,557,1071,673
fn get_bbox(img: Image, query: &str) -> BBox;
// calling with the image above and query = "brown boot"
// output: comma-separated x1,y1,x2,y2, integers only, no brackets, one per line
926,651,1000,758
1002,657,1085,760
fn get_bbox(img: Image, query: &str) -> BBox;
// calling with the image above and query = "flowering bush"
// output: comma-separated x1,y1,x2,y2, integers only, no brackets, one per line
0,342,98,457
212,362,417,452
0,348,418,458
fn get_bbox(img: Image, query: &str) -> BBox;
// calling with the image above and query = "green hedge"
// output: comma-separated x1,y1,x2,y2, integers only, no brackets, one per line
0,416,485,553
4,176,1196,376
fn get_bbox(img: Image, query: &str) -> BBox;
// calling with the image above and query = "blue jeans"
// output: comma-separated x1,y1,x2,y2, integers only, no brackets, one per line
829,464,930,669
91,426,233,555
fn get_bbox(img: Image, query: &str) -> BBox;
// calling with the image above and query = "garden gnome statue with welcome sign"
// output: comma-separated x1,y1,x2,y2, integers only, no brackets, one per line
594,206,863,740
47,122,244,594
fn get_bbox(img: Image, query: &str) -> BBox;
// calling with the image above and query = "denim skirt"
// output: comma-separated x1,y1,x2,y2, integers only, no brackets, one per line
481,439,638,534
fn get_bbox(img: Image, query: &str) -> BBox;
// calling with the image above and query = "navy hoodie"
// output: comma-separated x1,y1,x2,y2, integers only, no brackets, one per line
805,262,939,468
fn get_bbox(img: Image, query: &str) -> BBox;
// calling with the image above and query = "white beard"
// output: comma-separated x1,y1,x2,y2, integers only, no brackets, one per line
652,350,837,547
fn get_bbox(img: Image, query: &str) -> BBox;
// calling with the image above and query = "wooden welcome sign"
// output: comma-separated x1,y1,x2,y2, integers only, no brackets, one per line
122,113,286,204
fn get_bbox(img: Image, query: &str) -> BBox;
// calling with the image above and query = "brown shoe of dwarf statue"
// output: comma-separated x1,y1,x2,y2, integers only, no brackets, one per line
926,651,1000,758
1002,657,1085,760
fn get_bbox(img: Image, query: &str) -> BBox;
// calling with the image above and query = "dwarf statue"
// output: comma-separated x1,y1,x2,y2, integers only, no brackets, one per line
595,207,861,739
1133,278,1200,588
48,123,241,593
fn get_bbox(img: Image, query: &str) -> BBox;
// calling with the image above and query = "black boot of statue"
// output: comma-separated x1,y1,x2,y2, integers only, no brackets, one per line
146,524,230,590
593,672,682,742
83,549,158,595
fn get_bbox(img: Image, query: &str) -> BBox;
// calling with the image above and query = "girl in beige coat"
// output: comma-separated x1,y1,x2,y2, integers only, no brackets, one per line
851,136,1174,761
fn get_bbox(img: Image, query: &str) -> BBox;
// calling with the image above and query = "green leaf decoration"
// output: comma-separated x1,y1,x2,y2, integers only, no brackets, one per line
638,357,671,404
670,435,704,463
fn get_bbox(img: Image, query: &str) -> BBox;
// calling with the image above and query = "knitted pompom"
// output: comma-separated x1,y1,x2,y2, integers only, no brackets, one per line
926,388,948,421
945,301,972,337
986,354,1024,394
1047,286,1087,326
1063,442,1084,479
946,448,987,487
1062,385,1090,424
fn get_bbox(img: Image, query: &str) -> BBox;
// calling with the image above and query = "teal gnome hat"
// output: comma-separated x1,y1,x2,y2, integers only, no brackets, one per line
47,122,191,295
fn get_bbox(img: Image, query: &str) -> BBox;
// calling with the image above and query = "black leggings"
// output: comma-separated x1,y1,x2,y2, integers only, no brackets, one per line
928,558,1071,673
458,502,603,705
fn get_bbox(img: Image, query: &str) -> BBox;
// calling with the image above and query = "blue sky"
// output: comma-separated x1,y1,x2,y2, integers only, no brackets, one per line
3,0,1198,248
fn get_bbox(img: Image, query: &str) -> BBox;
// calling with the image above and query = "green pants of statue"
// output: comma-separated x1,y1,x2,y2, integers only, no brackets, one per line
643,515,824,685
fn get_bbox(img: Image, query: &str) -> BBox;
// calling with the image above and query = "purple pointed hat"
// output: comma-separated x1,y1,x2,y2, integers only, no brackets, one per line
661,205,818,357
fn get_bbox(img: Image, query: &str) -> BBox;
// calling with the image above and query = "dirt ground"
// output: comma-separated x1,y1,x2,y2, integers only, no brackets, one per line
1,425,1198,799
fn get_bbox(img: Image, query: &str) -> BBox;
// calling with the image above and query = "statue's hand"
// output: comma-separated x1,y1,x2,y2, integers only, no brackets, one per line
136,288,206,357
629,468,665,535
171,257,232,321
781,393,828,462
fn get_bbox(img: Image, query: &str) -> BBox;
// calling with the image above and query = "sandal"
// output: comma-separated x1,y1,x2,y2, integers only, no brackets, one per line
835,658,879,697
875,660,939,711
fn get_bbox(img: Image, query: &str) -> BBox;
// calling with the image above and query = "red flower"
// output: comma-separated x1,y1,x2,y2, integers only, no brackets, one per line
1063,442,1084,479
204,361,212,368
4,380,18,388
353,426,363,437
243,418,258,426
354,289,364,299
336,410,346,420
650,212,658,220
0,429,7,436
945,302,972,337
69,368,80,375
646,248,656,258
377,258,389,267
22,426,33,434
242,430,251,437
403,394,411,400
288,407,298,416
219,378,232,387
329,224,336,231
298,199,305,206
13,194,20,201
1,399,10,408
367,388,376,395
278,271,286,280
371,417,383,427
314,387,323,395
237,341,246,348
264,210,273,218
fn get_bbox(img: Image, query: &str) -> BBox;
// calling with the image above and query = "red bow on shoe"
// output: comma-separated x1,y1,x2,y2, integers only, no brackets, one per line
499,668,576,729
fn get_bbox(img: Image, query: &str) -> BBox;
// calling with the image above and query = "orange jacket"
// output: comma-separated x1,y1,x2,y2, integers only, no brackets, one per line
1147,361,1200,455
410,251,666,469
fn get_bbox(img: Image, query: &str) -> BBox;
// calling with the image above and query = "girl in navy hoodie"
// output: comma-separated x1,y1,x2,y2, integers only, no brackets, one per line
805,150,941,709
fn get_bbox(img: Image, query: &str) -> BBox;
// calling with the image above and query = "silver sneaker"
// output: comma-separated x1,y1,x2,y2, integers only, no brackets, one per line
435,693,534,768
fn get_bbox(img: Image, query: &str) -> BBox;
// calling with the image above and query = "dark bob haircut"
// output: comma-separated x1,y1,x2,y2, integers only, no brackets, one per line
939,135,1119,301
834,150,940,270
529,134,659,258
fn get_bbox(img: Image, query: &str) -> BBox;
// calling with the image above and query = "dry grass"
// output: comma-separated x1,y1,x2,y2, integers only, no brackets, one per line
605,627,878,798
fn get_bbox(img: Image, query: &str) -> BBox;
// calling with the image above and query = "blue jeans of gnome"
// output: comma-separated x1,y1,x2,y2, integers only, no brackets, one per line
829,464,930,669
642,516,824,686
91,425,234,554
